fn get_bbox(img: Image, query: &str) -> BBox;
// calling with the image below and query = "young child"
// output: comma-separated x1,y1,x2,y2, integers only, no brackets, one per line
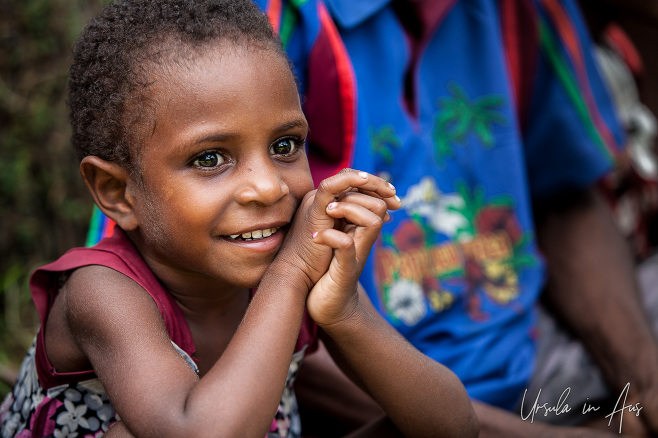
0,1,478,437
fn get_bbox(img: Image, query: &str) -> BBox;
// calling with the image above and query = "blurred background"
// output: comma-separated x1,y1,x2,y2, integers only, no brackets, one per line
0,0,657,400
0,0,110,396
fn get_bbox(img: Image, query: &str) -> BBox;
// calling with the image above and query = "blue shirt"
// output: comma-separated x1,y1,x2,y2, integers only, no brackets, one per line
263,0,624,409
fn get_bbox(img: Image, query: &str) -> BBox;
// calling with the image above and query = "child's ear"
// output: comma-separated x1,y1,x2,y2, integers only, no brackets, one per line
80,156,140,232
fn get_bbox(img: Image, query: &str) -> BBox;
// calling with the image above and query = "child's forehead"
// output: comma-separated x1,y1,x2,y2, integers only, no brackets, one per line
145,39,291,93
136,41,305,154
154,41,292,94
133,39,298,120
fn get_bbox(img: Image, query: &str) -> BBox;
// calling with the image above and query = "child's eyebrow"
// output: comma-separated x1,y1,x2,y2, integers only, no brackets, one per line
195,119,309,144
195,132,238,144
272,119,309,133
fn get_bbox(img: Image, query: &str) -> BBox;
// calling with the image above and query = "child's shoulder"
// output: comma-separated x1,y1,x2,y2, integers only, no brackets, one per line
59,264,163,347
64,263,151,313
40,262,195,419
45,264,147,373
33,229,166,314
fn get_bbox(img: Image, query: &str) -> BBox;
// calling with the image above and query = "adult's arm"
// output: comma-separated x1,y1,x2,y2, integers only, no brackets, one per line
535,186,658,436
473,400,631,438
294,334,629,437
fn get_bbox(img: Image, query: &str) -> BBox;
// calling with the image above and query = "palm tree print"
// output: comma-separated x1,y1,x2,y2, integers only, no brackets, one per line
370,125,400,165
432,81,507,164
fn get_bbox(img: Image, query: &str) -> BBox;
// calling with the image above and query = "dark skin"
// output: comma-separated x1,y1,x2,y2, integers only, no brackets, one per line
473,188,658,438
534,188,658,437
295,187,658,437
44,41,478,438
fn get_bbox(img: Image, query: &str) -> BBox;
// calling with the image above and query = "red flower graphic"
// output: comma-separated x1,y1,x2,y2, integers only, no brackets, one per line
422,276,440,296
464,257,484,289
475,206,522,243
393,220,425,251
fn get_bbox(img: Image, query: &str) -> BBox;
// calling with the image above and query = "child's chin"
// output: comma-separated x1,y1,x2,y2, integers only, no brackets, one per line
226,275,261,290
230,267,268,289
224,252,279,289
247,278,263,289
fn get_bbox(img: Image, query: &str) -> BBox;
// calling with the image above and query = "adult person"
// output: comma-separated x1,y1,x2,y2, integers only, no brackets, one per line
252,0,658,436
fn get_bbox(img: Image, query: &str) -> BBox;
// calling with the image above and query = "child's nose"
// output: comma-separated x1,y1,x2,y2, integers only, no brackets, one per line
234,164,290,206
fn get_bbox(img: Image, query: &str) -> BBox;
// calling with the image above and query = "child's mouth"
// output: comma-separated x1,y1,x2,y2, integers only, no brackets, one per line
228,227,280,241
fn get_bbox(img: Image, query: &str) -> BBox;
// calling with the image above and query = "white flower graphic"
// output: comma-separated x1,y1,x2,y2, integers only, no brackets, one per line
1,412,20,438
10,342,42,419
54,425,78,438
387,280,427,326
401,176,467,238
56,399,89,431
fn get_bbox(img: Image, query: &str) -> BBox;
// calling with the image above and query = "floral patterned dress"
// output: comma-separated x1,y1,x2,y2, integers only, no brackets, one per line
0,229,316,437
2,339,127,438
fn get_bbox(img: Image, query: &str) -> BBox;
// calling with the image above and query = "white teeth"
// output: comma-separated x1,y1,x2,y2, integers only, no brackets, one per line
229,227,278,240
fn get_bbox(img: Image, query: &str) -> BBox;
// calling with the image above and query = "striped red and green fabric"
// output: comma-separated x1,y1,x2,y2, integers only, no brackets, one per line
85,205,115,247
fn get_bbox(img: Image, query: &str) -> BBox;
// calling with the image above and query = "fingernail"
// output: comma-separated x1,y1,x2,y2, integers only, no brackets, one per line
384,212,391,222
327,202,337,210
358,171,368,179
388,183,396,192
312,231,319,239
395,195,401,203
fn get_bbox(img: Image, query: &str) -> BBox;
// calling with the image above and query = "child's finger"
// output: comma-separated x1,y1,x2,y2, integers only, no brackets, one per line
334,169,399,205
338,190,401,212
332,192,389,220
314,169,396,213
311,229,357,283
312,228,355,252
308,229,360,326
324,202,384,259
326,196,387,227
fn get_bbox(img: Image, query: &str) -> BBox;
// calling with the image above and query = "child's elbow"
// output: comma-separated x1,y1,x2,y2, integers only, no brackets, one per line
460,406,480,438
441,390,480,438
439,402,480,438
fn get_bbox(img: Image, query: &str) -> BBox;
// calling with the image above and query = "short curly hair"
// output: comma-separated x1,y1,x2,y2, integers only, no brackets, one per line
68,0,285,174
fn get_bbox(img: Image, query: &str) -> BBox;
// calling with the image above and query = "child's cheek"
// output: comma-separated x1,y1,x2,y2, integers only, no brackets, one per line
290,165,314,200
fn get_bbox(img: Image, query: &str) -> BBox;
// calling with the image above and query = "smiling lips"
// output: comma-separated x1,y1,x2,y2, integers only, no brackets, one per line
229,227,280,241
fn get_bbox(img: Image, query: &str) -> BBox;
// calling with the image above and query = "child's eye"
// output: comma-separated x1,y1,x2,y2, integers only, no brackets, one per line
193,151,224,168
269,137,300,156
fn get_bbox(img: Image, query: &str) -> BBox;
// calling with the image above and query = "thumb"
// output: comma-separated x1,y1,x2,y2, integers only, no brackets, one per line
312,228,358,290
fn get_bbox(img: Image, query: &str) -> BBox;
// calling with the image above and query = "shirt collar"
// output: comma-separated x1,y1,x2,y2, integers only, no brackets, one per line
325,0,393,29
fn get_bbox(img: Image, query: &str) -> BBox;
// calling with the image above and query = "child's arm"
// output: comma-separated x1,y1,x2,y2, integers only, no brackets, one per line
62,169,397,438
303,174,479,437
319,287,479,438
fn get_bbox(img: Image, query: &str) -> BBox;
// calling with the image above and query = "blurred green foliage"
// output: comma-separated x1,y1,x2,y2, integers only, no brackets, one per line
0,0,111,397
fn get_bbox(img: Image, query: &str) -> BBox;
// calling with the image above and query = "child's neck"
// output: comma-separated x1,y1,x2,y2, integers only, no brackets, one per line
169,281,251,316
174,285,251,377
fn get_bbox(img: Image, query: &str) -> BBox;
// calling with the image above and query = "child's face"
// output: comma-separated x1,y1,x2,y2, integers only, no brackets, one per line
128,43,313,291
